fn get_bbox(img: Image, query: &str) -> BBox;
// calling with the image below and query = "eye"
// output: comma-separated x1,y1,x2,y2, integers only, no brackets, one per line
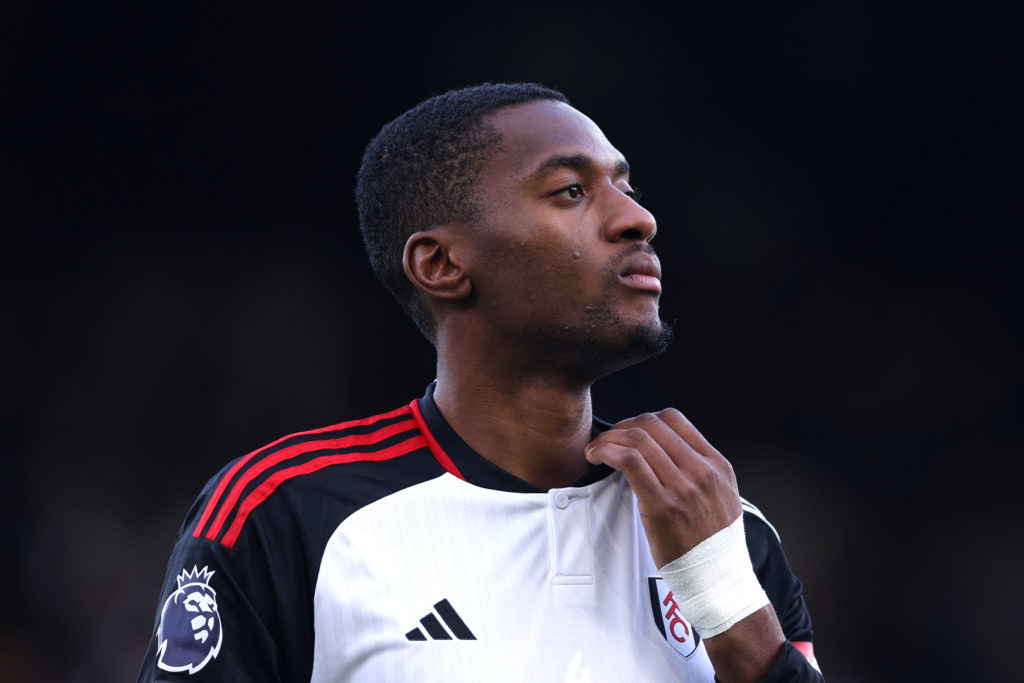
554,183,585,200
623,184,642,202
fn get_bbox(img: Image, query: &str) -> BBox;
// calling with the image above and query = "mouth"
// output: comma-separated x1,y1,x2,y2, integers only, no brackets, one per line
618,253,662,294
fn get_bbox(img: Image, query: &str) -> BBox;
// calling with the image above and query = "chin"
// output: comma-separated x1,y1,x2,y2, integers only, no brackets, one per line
627,318,674,359
541,317,674,384
596,318,673,375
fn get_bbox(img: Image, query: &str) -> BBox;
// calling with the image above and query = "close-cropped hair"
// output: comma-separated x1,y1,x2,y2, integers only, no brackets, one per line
355,82,569,343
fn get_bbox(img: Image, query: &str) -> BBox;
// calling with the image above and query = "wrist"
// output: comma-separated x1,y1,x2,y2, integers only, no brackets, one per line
658,515,769,638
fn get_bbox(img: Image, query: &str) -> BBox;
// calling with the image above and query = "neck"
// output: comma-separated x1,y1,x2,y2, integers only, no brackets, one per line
432,354,596,491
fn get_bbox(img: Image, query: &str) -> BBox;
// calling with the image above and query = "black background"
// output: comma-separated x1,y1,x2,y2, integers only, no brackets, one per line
6,2,1021,681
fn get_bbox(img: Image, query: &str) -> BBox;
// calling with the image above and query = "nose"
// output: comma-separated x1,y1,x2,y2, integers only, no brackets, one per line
602,189,657,243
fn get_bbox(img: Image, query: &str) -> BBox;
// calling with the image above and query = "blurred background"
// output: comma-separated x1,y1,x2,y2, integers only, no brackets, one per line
6,2,1021,681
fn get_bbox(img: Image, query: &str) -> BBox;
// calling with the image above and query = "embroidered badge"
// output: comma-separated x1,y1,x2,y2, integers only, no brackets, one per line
647,577,701,659
156,565,223,674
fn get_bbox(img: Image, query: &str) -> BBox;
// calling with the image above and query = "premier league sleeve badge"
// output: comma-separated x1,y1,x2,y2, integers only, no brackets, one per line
156,566,224,674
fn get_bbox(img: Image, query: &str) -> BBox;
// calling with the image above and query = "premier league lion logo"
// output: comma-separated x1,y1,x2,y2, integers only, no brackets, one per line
156,565,224,674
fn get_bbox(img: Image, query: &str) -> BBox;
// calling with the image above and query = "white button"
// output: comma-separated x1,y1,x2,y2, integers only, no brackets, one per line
554,491,570,509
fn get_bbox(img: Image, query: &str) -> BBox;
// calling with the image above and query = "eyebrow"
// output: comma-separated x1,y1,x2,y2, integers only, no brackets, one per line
529,154,630,180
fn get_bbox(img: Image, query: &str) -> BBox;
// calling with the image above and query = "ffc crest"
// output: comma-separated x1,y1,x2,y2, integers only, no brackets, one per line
647,577,701,659
157,565,224,674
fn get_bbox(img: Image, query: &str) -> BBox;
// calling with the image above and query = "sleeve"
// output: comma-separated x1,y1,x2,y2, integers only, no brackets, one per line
758,641,826,683
137,474,315,683
742,501,825,682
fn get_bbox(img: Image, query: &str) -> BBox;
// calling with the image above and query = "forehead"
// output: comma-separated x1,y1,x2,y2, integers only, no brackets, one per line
482,100,626,179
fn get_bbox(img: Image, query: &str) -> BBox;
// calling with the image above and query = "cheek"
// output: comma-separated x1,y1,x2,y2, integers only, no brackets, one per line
472,218,604,302
516,246,592,291
478,248,590,316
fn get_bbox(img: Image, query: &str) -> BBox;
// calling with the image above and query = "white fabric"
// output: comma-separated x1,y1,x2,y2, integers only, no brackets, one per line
658,515,770,638
312,472,717,682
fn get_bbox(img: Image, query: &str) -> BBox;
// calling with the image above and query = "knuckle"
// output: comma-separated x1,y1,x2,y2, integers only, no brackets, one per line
634,412,661,428
619,447,646,469
656,407,684,421
619,427,650,447
691,462,719,490
593,441,650,472
710,457,736,483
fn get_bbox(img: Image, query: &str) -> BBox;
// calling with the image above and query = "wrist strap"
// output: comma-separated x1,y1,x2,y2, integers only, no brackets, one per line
658,515,770,638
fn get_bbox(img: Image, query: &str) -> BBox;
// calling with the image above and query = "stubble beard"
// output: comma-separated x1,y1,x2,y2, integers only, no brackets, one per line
520,279,674,386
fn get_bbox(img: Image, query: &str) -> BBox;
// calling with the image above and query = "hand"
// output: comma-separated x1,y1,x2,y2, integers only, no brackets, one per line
586,409,787,682
584,408,741,568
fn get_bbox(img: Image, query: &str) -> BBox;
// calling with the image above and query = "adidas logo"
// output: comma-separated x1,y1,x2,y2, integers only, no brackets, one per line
405,599,476,641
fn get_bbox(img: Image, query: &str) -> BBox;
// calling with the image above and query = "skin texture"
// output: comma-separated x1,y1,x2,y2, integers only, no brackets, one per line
403,100,786,681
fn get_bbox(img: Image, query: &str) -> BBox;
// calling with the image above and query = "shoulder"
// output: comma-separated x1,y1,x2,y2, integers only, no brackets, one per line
140,397,455,682
185,401,443,550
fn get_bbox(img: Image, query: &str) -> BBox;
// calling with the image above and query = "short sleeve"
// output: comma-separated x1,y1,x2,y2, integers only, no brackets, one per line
137,473,315,682
741,500,824,680
742,502,815,643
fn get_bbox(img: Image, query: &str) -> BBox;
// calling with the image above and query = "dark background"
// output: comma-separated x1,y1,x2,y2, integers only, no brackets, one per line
6,2,1021,681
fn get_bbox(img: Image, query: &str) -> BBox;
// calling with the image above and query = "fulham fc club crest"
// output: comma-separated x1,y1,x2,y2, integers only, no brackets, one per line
648,577,701,659
156,565,224,674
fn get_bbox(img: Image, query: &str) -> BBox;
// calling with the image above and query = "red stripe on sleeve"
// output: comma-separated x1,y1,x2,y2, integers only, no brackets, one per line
219,434,429,548
791,641,820,672
193,404,412,539
203,417,417,541
408,398,465,480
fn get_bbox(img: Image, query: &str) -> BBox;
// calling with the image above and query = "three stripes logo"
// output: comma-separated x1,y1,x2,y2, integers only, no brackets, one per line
405,599,476,641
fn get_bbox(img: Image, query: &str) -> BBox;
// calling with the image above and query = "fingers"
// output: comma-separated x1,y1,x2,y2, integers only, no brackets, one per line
585,440,667,502
636,408,722,462
625,409,737,490
585,408,742,563
586,422,686,489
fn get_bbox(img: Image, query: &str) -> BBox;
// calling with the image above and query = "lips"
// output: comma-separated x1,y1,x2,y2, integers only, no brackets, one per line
618,253,662,294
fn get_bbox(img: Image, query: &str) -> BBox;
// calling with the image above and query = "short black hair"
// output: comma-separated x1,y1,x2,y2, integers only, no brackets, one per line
355,82,569,342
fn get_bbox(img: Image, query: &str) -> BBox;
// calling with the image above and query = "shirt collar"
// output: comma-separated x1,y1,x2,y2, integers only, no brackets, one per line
416,381,615,493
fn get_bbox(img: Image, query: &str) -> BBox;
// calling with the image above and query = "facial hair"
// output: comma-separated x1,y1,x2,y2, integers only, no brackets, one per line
516,258,674,384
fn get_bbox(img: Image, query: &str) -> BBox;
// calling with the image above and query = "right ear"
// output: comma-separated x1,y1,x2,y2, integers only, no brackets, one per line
402,227,473,301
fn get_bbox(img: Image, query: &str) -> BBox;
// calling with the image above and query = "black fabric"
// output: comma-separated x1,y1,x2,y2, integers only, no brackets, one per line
417,381,616,491
713,642,824,683
760,641,826,683
744,513,815,644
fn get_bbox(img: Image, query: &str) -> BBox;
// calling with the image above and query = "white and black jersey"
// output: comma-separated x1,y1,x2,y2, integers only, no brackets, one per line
138,383,823,682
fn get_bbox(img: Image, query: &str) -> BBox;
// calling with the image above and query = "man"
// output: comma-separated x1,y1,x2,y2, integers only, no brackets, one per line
139,83,823,682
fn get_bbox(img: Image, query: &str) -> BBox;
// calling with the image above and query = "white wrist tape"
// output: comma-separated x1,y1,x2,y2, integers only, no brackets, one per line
658,515,769,638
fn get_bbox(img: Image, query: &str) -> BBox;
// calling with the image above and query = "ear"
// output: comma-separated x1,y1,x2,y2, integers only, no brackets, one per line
403,227,473,301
